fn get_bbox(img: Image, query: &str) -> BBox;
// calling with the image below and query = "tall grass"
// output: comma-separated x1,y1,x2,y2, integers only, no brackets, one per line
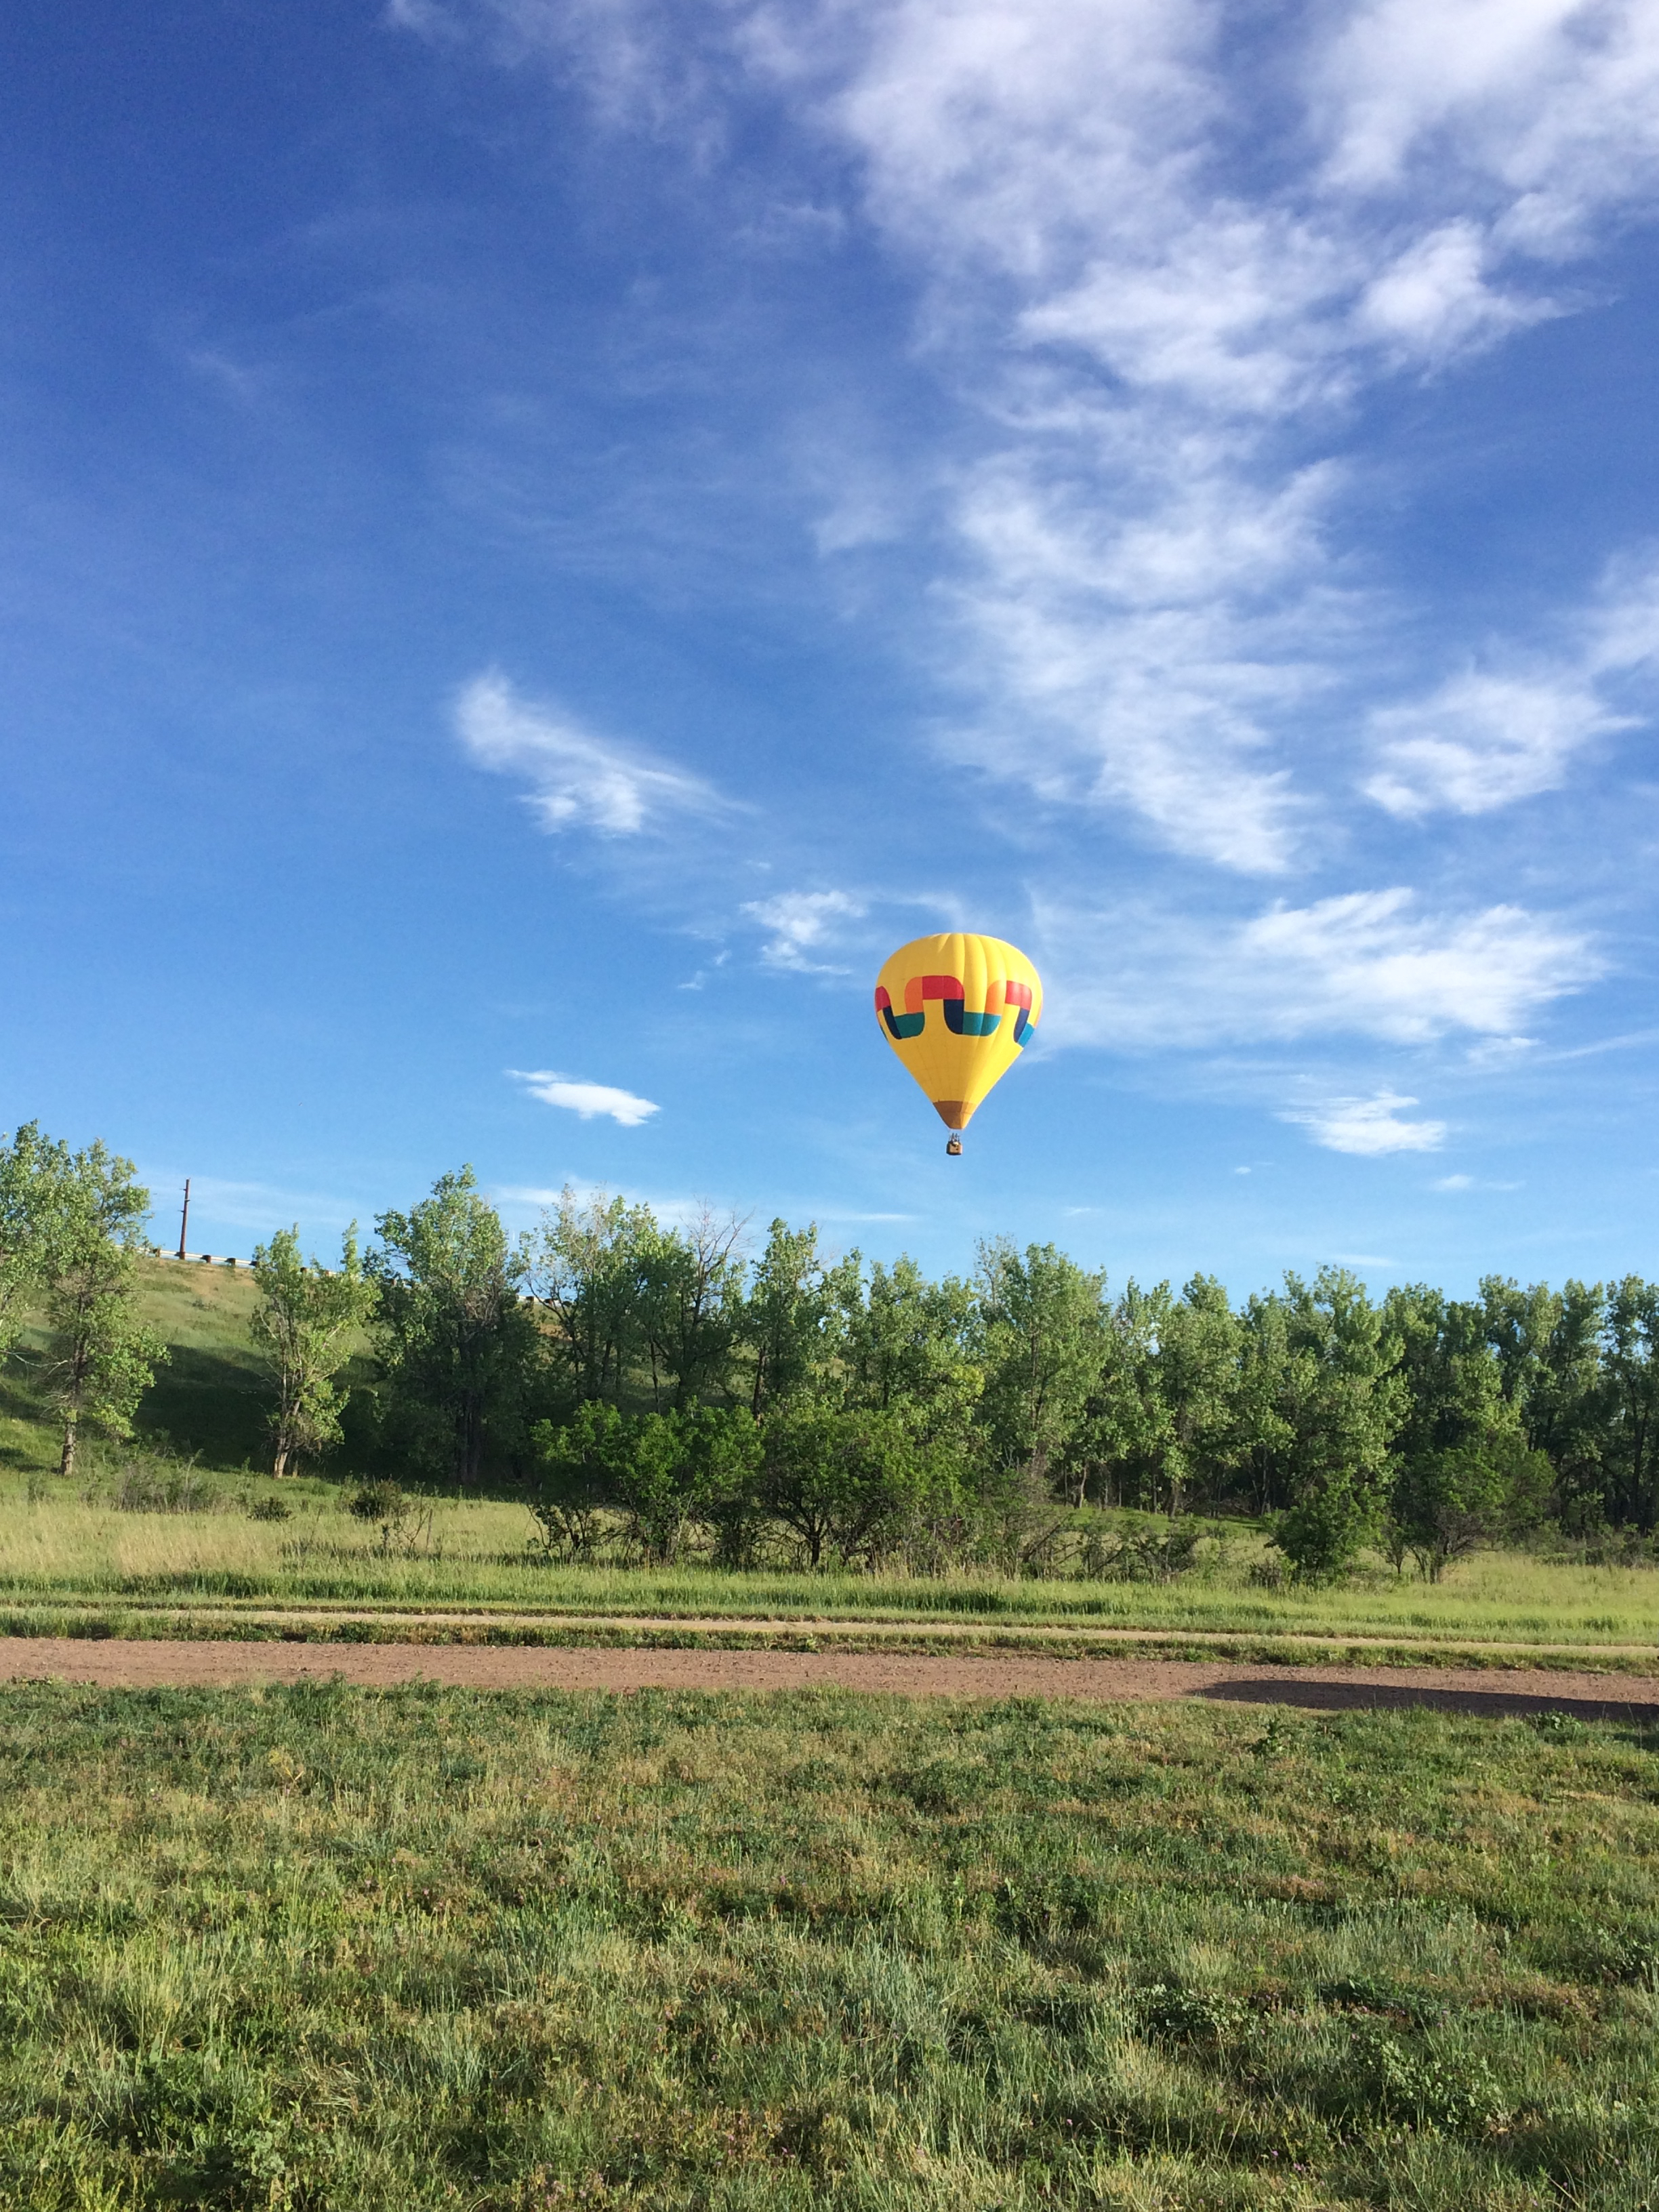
1,1486,1658,1649
0,1683,1654,2207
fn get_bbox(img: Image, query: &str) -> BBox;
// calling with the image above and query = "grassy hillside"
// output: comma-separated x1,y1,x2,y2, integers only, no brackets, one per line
122,1258,274,1468
1,1256,346,1479
1,1682,1654,2209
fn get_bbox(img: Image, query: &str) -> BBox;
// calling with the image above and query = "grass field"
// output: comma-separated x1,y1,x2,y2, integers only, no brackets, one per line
1,1257,1657,1671
0,1487,1654,1668
3,1273,1658,2211
0,1681,1654,2209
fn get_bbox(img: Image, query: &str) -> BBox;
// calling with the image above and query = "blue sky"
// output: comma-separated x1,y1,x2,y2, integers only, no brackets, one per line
4,0,1659,1298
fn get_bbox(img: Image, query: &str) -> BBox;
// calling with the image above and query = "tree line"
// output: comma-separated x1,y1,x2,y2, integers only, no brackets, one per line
4,1126,1658,1578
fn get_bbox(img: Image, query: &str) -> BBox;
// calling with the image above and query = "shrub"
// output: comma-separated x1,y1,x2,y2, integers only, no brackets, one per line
113,1460,217,1513
347,1479,413,1553
1271,1473,1378,1581
1082,1524,1202,1582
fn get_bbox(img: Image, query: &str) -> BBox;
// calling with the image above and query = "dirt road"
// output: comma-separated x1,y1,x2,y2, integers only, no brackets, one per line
1,1637,1655,1721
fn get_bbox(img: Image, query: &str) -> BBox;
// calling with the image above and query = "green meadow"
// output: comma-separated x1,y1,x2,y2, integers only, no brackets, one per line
1,1682,1655,2210
0,1488,1657,1665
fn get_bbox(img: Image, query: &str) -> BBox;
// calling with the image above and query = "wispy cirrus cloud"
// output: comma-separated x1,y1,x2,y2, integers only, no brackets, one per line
753,0,1659,863
1364,555,1659,818
741,888,867,971
1039,884,1601,1050
943,457,1323,873
457,671,729,836
1282,1093,1446,1155
392,0,1659,1211
510,1069,661,1125
136,1172,364,1240
1365,670,1628,819
419,0,1659,871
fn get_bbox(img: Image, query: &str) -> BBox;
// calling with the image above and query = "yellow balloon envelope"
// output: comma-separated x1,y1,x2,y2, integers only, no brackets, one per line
874,932,1043,1152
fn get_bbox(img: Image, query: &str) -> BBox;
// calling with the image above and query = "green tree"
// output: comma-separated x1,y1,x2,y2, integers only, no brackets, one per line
529,1398,629,1558
1273,1471,1378,1581
521,1185,652,1408
689,1403,767,1566
1602,1277,1659,1530
1388,1286,1509,1462
1229,1292,1296,1514
1383,1284,1541,1574
743,1218,837,1418
38,1140,165,1479
832,1253,983,1453
974,1239,1106,1481
250,1225,378,1477
1257,1269,1405,1578
623,1404,762,1563
1155,1275,1243,1512
623,1410,706,1563
1063,1276,1241,1514
0,1120,65,1355
760,1404,943,1570
1480,1275,1609,1523
1390,1435,1553,1580
638,1210,746,1410
1060,1279,1172,1509
371,1166,535,1486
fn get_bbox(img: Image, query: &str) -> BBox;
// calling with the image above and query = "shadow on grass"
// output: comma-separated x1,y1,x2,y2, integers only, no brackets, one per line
136,1344,269,1470
1198,1676,1659,1724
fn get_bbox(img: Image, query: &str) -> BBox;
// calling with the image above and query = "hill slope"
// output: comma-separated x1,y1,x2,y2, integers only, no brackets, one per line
2,1256,285,1476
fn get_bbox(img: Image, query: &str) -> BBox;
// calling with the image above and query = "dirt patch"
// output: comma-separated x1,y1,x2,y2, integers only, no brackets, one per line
1,1637,1656,1720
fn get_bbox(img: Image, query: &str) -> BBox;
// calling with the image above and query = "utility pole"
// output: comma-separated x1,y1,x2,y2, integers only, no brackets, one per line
177,1179,190,1261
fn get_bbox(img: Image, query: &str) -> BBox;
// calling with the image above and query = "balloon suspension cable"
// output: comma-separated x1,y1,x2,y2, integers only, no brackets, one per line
945,1134,963,1157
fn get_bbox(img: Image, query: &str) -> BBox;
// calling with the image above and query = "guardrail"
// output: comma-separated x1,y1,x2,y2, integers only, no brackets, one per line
148,1251,555,1300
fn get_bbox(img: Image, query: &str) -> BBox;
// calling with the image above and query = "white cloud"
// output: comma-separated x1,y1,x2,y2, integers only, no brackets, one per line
1365,670,1624,817
493,1177,714,1230
945,457,1326,872
1040,883,1600,1050
382,0,459,35
510,1070,661,1125
415,0,1659,865
1355,219,1548,361
457,671,726,836
741,888,867,970
1245,890,1582,1039
1312,0,1659,226
747,0,1659,861
1283,1093,1447,1155
1364,558,1659,817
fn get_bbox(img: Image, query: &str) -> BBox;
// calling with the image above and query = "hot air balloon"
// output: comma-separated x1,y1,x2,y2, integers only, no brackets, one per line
874,932,1042,1154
